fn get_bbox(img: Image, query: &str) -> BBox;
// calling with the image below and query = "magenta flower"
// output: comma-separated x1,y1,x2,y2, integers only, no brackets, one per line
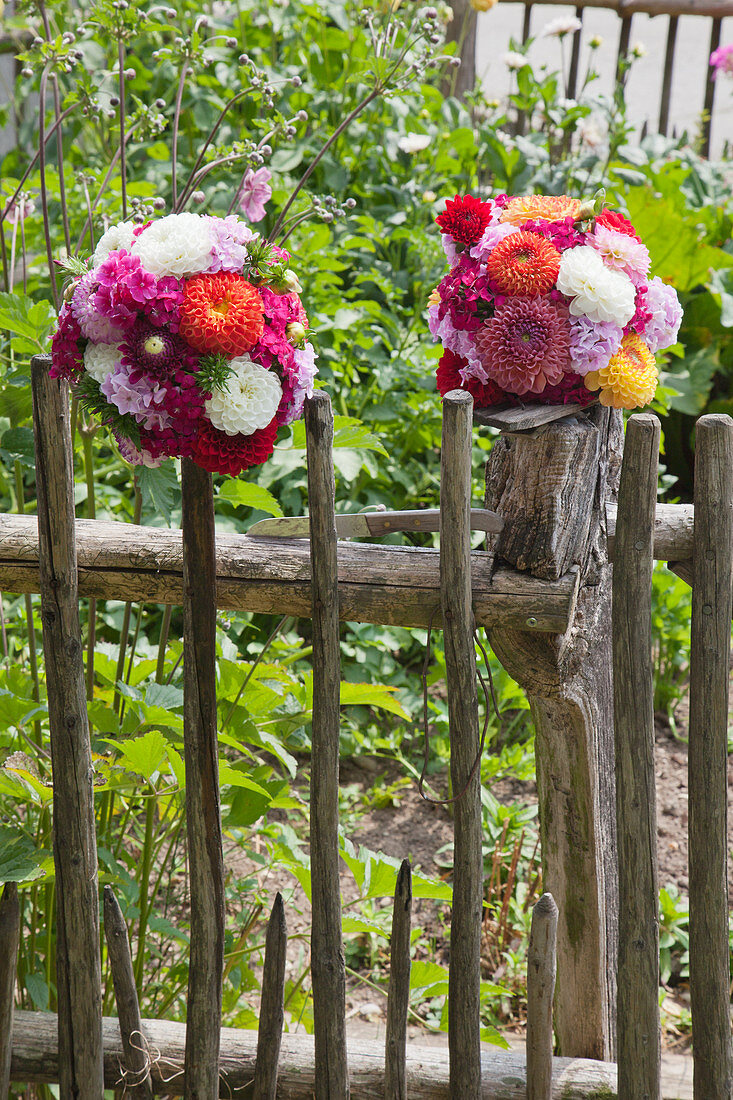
238,168,272,223
710,43,733,79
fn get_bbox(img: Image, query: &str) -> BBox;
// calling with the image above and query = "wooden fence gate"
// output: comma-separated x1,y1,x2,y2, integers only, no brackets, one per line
0,354,731,1096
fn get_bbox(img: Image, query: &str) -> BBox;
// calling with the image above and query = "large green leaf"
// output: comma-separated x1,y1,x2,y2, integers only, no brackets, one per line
217,480,283,517
0,826,47,884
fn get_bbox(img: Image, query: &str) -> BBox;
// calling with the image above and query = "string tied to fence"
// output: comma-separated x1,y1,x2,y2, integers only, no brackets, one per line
418,604,503,805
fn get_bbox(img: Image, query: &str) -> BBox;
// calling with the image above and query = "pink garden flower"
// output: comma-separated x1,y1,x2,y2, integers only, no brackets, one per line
238,168,273,223
710,43,733,79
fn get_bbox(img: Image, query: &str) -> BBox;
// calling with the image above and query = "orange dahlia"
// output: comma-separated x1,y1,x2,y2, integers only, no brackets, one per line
179,273,264,357
485,231,561,296
500,194,582,226
584,333,657,409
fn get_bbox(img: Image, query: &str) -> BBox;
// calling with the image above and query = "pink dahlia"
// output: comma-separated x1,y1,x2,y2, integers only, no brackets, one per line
476,297,570,395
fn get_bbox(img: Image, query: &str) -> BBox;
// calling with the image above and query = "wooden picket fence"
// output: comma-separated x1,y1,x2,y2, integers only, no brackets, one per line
0,354,731,1096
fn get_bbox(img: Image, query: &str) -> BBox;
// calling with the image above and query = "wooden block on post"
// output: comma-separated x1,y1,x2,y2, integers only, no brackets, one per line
305,391,349,1099
485,405,621,1061
612,413,661,1099
181,457,225,1099
441,390,483,1098
688,415,733,1099
30,354,104,1098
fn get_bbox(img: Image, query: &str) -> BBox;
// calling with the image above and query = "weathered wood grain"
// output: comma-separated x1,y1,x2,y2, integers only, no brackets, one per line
688,415,733,1100
612,414,661,1100
526,892,558,1100
0,514,580,633
102,886,153,1099
9,1009,620,1097
30,355,104,1098
305,392,349,1099
605,502,695,562
0,882,19,1098
474,402,589,433
487,406,621,1061
181,458,225,1100
253,893,287,1100
441,391,483,1097
385,860,412,1100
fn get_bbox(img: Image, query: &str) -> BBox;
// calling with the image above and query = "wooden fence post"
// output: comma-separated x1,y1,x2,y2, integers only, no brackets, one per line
688,414,733,1099
485,405,622,1061
103,886,153,1099
385,858,412,1100
305,391,349,1099
253,893,287,1100
30,353,104,1097
526,892,558,1100
181,457,225,1099
441,390,483,1097
612,413,661,1099
0,882,20,1097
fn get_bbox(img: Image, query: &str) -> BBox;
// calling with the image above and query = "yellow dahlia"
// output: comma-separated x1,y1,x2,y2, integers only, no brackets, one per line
500,194,583,226
485,231,561,296
584,333,657,409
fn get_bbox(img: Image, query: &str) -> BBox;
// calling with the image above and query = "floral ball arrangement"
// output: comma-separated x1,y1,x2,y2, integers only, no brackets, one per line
51,212,318,474
429,193,683,411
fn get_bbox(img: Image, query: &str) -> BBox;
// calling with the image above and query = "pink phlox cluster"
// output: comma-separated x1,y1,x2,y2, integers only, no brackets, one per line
71,272,126,343
710,43,733,79
206,216,257,273
50,302,85,380
429,310,488,381
643,276,683,352
522,216,585,252
437,259,493,332
142,276,184,331
113,432,162,468
251,287,310,425
568,315,623,376
626,285,654,335
288,344,318,423
97,250,158,308
100,365,170,430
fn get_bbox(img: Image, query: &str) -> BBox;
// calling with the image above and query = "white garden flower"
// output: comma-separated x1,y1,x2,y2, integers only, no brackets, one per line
92,221,136,267
84,341,124,382
205,355,282,436
398,132,431,154
557,245,636,326
131,212,214,279
576,115,607,151
542,15,582,37
503,50,529,70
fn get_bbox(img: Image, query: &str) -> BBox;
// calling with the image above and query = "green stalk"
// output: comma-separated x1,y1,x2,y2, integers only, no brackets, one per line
14,460,42,744
134,786,157,993
155,605,172,684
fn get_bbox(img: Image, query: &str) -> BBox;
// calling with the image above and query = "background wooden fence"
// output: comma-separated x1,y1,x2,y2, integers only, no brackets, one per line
0,359,731,1095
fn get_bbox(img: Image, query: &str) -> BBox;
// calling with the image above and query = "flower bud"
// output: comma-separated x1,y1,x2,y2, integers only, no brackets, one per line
286,321,306,344
191,190,206,204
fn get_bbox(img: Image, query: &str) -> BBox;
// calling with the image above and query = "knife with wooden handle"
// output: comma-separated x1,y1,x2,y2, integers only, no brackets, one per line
247,508,503,539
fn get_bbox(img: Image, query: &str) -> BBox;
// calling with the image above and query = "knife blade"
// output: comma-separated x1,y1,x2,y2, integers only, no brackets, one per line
248,508,503,539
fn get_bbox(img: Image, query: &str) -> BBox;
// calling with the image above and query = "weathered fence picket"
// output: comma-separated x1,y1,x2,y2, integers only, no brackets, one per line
688,414,733,1099
0,882,19,1097
526,892,558,1100
384,858,412,1100
305,391,350,1098
612,413,662,1099
252,893,287,1100
181,457,226,1098
103,885,153,1099
29,354,104,1098
441,390,484,1097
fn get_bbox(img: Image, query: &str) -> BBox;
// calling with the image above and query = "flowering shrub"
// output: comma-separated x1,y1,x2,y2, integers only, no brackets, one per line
429,192,683,410
51,213,317,474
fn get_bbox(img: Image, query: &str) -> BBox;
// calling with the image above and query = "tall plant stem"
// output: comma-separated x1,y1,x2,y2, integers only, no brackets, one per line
14,460,41,744
269,86,380,242
113,480,142,716
81,426,97,702
37,67,60,312
176,84,257,212
118,40,128,219
155,605,172,684
37,2,71,254
133,786,156,993
170,60,191,212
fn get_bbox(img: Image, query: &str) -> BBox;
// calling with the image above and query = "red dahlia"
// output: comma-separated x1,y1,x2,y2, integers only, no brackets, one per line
190,416,279,476
436,349,508,408
435,195,493,246
179,273,264,357
485,231,561,296
595,209,641,242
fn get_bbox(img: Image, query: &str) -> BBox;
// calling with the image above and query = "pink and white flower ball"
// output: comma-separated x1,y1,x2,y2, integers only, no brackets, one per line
51,212,318,475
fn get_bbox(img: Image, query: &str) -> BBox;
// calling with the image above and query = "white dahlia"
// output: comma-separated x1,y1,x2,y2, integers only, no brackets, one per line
205,356,282,436
92,221,137,267
557,245,636,327
131,213,214,279
84,341,124,382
